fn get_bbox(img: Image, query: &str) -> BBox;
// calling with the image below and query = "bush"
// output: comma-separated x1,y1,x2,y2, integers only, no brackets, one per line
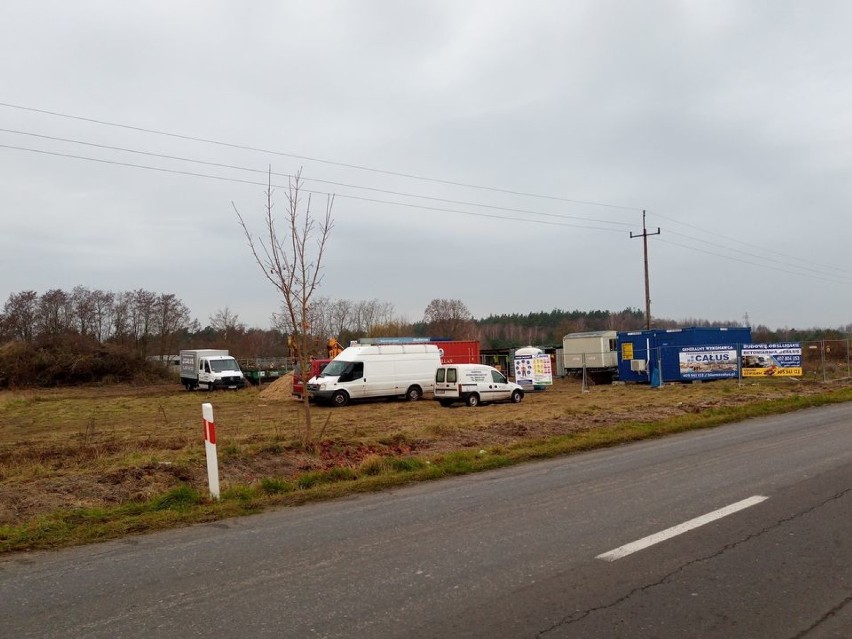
0,338,171,388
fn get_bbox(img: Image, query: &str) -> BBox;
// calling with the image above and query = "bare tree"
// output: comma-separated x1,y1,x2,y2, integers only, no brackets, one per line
209,306,246,348
111,291,133,347
130,289,158,357
1,290,39,342
90,289,115,343
37,289,72,339
71,286,97,338
423,298,474,339
355,298,394,336
154,293,193,358
236,169,334,442
328,298,353,338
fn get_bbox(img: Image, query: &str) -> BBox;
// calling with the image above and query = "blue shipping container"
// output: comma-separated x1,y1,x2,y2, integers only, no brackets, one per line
617,327,753,384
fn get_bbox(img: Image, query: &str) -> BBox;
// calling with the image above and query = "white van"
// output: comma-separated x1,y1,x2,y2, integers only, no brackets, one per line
307,344,441,407
434,364,524,407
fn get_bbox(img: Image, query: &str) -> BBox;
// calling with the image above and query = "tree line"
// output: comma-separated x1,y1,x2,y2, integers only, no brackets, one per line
2,288,849,387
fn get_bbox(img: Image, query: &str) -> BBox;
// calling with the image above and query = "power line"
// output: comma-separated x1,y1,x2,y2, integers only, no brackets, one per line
0,142,629,233
665,228,852,281
657,237,852,285
0,101,641,212
0,128,634,230
3,101,849,288
649,209,852,278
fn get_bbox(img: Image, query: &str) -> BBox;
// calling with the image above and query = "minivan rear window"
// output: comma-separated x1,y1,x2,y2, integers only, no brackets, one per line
436,368,445,383
447,368,457,383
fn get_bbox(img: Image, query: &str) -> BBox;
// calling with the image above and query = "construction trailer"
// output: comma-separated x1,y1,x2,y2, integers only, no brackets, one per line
562,330,619,383
616,326,753,384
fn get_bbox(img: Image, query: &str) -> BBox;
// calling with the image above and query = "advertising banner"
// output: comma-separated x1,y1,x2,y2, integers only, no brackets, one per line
678,345,739,380
514,354,553,386
742,343,802,377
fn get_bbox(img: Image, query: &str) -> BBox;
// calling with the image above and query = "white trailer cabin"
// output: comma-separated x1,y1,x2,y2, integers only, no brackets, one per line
562,330,619,382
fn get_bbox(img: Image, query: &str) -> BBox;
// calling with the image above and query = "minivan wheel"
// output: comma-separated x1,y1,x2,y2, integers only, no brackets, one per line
405,386,422,401
466,394,480,407
331,390,349,407
510,389,523,403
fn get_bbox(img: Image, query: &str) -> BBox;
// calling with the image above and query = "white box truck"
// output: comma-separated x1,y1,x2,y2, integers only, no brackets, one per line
307,344,441,407
179,349,246,391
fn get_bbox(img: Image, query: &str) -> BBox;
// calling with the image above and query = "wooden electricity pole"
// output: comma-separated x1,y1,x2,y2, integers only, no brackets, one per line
630,210,660,330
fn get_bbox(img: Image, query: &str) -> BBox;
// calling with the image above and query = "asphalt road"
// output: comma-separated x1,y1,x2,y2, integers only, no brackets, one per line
2,402,850,638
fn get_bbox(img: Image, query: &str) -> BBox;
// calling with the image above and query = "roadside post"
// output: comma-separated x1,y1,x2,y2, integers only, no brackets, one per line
202,403,221,500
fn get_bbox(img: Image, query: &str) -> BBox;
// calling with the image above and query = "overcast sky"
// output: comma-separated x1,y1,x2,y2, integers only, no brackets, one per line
2,1,851,332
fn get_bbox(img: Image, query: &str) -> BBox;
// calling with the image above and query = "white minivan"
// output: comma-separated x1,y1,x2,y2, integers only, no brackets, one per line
434,364,524,407
307,344,441,407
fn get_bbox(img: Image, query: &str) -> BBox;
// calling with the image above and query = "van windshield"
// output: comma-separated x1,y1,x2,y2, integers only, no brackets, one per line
322,360,351,377
210,358,240,373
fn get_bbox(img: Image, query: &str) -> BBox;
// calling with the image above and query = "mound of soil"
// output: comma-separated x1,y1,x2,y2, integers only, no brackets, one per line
258,372,295,400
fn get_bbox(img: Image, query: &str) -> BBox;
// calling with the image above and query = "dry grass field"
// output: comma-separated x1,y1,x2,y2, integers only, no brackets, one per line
2,374,851,551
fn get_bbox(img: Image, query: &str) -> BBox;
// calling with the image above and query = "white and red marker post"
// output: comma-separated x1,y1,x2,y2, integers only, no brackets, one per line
201,403,221,500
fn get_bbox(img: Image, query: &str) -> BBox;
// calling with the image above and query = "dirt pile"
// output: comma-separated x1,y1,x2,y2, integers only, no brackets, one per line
258,372,295,400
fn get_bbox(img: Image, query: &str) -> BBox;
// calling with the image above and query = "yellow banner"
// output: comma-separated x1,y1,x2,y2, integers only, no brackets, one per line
742,367,803,377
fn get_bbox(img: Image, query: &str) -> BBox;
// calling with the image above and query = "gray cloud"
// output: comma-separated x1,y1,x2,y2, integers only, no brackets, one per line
2,0,851,331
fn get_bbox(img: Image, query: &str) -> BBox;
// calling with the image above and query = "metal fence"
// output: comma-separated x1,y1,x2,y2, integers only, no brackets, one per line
557,340,852,385
800,340,851,381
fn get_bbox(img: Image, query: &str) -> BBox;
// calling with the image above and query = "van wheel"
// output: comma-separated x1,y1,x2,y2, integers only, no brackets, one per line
510,390,523,403
331,390,350,407
405,386,422,401
466,394,480,407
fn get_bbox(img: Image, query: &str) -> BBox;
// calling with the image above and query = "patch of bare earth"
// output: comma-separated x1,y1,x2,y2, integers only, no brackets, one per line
0,376,847,527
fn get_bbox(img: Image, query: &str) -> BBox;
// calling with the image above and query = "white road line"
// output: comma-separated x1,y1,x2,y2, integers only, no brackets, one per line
596,495,769,562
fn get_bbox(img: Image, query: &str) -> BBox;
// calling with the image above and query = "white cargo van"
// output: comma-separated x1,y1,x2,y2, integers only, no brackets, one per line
307,344,441,407
434,364,524,407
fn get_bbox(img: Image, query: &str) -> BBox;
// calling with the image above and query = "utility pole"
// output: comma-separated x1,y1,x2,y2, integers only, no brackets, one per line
630,210,660,330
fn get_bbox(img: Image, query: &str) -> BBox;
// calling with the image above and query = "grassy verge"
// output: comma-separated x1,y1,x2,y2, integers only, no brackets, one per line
3,385,851,554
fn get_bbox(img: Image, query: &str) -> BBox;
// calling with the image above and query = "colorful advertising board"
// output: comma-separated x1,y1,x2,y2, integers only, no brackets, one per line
741,343,802,377
678,345,739,380
514,353,553,386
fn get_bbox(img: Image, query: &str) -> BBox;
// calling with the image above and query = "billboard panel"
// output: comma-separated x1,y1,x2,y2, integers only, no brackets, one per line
514,354,553,386
742,343,802,377
678,345,738,380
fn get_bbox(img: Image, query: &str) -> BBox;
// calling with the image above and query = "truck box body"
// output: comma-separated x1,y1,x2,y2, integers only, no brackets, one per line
307,344,441,406
617,327,752,383
179,349,245,390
